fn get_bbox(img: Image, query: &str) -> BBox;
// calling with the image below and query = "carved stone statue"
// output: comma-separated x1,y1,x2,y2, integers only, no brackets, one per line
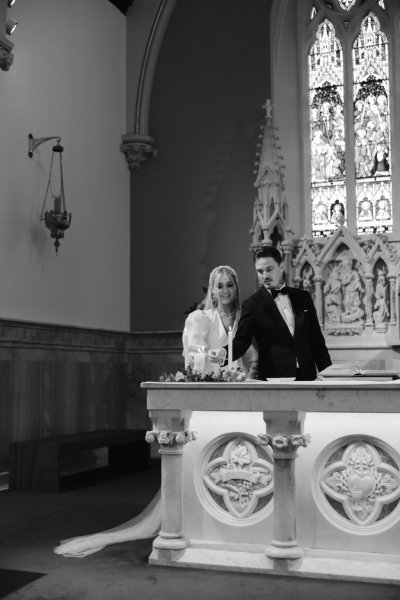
373,268,389,325
324,263,342,324
340,258,364,323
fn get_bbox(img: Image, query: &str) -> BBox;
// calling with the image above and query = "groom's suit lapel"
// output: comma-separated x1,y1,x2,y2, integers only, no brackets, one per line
257,287,293,338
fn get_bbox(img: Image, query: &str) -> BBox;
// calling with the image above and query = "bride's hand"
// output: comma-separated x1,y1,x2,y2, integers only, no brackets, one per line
208,348,225,363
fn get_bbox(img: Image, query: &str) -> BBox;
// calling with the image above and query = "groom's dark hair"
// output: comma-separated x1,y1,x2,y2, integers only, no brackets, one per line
253,246,282,265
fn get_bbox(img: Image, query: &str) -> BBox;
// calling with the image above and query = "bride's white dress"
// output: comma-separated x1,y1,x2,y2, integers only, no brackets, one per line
54,490,161,557
183,308,257,374
54,309,257,558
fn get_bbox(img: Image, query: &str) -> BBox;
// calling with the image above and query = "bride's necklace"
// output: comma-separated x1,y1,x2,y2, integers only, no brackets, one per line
217,309,236,318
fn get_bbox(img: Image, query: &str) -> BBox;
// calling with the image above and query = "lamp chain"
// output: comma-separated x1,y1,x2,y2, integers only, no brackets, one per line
40,150,55,220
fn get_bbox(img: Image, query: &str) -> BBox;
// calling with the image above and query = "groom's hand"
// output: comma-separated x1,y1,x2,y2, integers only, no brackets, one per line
208,348,226,363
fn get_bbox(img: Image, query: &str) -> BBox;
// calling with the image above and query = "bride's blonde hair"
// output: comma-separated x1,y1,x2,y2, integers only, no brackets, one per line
203,265,240,312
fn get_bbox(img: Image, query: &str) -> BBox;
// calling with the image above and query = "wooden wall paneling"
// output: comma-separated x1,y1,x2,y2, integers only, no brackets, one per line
0,320,183,471
0,360,13,470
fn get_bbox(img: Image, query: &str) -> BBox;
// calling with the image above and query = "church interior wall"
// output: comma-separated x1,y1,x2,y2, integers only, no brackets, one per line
0,0,130,331
2,0,400,479
130,0,273,331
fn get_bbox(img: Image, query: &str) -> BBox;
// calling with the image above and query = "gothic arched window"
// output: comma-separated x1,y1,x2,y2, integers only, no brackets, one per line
308,0,392,238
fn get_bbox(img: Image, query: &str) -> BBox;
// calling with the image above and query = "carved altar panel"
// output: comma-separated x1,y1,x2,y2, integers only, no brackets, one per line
313,435,400,534
195,432,274,526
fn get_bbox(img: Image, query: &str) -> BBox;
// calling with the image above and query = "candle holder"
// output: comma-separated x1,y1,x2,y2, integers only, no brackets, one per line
228,326,233,369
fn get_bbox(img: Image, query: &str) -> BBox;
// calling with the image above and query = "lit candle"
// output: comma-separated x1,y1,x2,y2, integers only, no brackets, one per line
228,326,233,370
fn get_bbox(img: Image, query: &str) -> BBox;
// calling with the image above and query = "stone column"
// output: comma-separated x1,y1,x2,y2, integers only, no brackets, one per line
147,409,194,553
259,411,309,560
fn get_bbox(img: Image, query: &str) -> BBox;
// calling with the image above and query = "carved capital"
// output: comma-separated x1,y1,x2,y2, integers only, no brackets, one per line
258,432,311,456
280,240,294,254
146,429,197,450
0,41,14,71
120,133,157,171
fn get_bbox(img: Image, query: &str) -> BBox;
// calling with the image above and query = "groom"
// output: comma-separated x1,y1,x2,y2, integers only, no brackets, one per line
209,246,331,381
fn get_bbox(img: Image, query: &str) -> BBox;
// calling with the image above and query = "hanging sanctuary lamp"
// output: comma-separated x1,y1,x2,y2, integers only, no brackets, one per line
28,133,72,254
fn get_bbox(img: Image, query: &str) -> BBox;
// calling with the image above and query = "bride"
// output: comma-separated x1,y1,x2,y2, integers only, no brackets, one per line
183,265,257,375
54,265,256,558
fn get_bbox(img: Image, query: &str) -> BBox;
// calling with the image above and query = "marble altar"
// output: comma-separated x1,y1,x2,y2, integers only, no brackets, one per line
142,380,400,584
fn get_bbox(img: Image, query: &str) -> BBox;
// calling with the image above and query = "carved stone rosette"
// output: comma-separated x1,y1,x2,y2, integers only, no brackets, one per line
120,133,158,171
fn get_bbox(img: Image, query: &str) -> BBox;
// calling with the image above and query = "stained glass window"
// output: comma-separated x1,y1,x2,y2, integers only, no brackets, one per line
309,20,346,237
309,5,392,238
353,12,392,234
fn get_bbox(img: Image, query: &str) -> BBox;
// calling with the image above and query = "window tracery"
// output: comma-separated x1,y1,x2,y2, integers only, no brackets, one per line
338,0,357,10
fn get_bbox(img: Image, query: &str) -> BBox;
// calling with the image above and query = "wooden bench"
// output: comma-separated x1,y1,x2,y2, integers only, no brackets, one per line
9,429,150,493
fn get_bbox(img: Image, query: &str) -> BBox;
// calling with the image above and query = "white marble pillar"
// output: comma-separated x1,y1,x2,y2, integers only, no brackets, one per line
260,410,309,560
147,409,194,552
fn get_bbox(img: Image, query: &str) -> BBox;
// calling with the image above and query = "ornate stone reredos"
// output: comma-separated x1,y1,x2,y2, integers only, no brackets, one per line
292,225,400,281
250,99,293,251
292,225,400,339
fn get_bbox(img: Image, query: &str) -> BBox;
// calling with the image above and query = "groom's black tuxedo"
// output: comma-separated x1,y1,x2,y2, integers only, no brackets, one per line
231,286,331,381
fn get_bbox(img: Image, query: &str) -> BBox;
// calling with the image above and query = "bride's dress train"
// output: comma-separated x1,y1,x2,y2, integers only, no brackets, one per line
53,490,161,558
54,306,257,559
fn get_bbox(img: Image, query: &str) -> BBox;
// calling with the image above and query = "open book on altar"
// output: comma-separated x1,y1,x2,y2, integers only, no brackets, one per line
320,363,400,381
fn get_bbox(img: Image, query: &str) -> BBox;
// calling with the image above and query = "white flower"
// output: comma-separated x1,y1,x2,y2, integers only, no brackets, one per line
290,434,305,447
158,431,171,445
145,431,156,443
175,432,186,445
272,435,288,449
257,433,270,446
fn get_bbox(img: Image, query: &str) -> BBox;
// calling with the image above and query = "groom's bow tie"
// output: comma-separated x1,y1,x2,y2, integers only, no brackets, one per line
270,286,288,299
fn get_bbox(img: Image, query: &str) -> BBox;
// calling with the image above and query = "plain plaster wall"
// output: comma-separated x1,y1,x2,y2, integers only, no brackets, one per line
0,0,130,330
271,0,304,238
130,0,272,332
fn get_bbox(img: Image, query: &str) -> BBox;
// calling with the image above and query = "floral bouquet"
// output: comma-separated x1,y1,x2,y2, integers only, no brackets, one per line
159,364,247,383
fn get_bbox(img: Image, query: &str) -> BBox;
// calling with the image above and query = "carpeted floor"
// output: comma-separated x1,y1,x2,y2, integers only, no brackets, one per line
0,460,399,600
